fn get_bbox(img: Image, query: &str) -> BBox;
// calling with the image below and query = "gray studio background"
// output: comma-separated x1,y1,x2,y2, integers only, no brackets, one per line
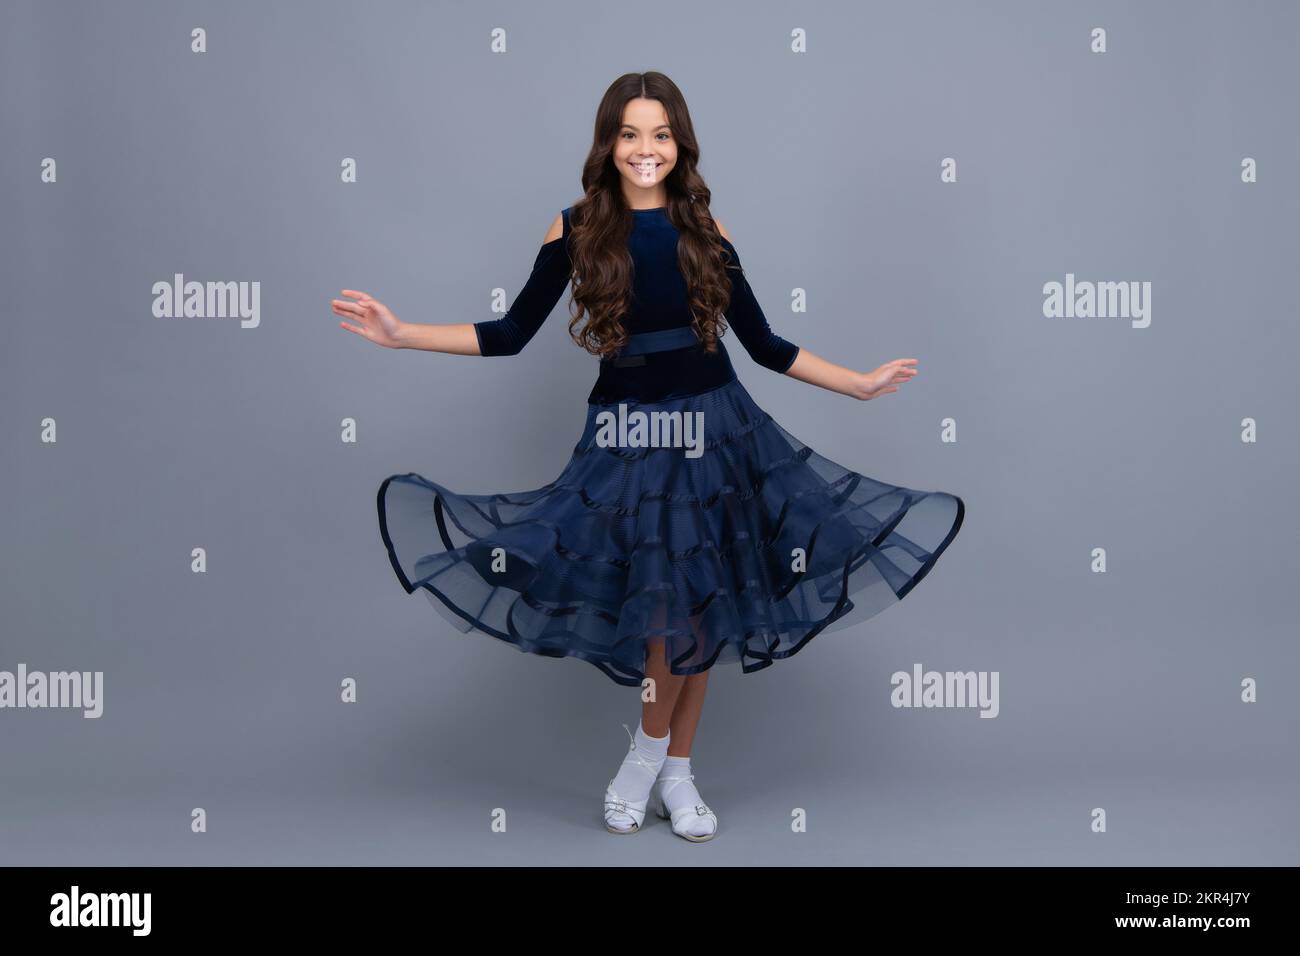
3,0,1298,866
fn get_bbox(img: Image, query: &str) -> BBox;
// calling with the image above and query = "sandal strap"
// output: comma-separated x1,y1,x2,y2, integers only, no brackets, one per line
619,723,663,778
654,772,717,832
656,771,696,800
667,801,716,828
604,781,647,823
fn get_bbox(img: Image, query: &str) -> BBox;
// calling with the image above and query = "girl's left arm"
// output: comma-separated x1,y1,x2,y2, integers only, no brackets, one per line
713,219,916,401
783,347,917,402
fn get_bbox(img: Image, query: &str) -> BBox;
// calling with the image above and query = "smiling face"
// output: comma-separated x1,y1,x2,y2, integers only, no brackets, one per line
613,97,677,208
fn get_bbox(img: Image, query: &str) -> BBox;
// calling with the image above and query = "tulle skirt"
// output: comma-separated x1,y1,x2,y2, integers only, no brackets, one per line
377,377,964,686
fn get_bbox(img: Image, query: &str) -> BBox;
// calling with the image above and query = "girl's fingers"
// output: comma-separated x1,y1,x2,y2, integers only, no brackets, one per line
340,289,371,301
332,300,366,317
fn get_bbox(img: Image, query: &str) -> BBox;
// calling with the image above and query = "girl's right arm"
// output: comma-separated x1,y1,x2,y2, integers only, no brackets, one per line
394,320,481,354
334,213,569,356
334,290,481,353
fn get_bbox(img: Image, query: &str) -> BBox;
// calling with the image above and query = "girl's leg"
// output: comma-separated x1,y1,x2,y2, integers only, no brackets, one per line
640,637,686,737
666,671,709,757
604,637,680,833
657,613,713,755
646,623,718,840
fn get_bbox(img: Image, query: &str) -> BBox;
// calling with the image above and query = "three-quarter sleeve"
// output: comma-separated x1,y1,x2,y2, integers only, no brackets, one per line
718,236,800,373
474,213,573,356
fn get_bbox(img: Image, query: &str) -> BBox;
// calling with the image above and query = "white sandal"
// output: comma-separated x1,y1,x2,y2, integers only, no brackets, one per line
603,723,662,834
651,769,718,842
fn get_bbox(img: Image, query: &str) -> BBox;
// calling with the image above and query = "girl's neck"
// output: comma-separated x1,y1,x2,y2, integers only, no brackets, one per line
623,188,668,211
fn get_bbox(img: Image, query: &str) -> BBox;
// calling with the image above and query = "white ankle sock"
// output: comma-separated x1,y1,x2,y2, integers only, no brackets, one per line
657,755,715,837
607,722,670,829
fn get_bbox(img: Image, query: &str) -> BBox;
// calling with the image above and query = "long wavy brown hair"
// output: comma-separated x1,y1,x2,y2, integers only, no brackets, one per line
564,72,737,358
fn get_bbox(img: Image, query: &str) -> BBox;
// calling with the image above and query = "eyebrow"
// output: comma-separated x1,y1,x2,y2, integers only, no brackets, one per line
621,124,672,131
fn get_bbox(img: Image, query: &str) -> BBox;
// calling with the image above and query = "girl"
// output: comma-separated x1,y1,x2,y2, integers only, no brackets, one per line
336,72,965,843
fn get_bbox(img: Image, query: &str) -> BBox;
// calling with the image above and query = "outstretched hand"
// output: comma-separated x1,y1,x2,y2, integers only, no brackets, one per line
333,290,405,349
852,358,918,400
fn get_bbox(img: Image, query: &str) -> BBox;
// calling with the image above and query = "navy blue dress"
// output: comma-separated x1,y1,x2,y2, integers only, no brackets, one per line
378,205,965,686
